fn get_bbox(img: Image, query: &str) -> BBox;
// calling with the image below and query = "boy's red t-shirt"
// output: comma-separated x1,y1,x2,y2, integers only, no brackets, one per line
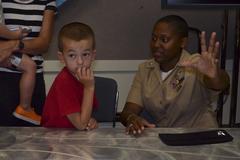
41,67,98,128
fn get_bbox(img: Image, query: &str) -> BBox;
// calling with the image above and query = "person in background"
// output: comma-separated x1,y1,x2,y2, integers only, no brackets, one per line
0,0,19,63
0,0,56,126
0,18,40,124
41,22,98,130
120,15,230,135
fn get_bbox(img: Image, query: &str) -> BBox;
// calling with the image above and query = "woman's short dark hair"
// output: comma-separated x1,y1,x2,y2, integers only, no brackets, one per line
154,15,189,37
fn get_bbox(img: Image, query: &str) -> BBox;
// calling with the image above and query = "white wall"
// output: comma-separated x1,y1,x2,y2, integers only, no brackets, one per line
44,60,240,125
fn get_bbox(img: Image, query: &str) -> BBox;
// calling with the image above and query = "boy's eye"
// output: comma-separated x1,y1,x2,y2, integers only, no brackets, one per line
69,54,76,58
82,52,91,57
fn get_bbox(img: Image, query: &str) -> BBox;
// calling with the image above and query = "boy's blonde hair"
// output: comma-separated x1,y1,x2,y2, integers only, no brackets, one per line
58,22,96,52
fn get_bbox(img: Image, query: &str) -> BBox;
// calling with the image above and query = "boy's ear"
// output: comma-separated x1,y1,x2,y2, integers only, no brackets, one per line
57,51,64,63
181,37,188,48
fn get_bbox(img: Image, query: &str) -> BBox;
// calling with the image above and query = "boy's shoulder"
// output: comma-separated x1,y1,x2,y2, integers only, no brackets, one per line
53,67,73,84
54,67,81,86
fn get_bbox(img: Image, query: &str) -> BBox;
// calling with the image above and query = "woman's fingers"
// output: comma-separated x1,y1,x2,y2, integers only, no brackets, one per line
126,117,150,135
208,32,216,54
213,41,220,59
200,31,207,53
127,123,142,135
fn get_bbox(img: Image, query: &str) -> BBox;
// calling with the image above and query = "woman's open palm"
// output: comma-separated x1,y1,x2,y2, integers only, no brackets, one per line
180,32,220,78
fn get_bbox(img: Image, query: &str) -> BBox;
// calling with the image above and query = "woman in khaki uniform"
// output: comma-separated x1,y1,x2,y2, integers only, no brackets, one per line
120,15,230,135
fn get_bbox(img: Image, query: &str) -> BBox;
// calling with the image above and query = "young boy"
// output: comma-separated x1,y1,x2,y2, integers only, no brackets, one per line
41,22,98,130
120,15,230,135
0,3,41,125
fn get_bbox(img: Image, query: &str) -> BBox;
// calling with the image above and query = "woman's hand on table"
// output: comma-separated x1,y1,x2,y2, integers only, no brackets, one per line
126,114,155,135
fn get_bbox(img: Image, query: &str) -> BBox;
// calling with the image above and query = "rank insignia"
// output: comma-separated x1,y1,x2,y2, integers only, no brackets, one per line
170,69,184,91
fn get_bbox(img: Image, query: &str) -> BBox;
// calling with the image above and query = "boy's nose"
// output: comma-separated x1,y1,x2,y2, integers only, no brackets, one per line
77,56,83,64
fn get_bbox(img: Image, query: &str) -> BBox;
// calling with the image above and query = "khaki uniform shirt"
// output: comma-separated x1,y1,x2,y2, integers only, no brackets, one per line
127,50,218,128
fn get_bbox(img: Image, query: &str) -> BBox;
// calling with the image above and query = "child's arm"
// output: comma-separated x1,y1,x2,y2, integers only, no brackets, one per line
67,67,97,130
0,24,21,39
0,40,18,62
18,9,55,55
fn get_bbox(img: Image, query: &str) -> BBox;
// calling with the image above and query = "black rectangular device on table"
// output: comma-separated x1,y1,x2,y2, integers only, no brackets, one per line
159,129,233,146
